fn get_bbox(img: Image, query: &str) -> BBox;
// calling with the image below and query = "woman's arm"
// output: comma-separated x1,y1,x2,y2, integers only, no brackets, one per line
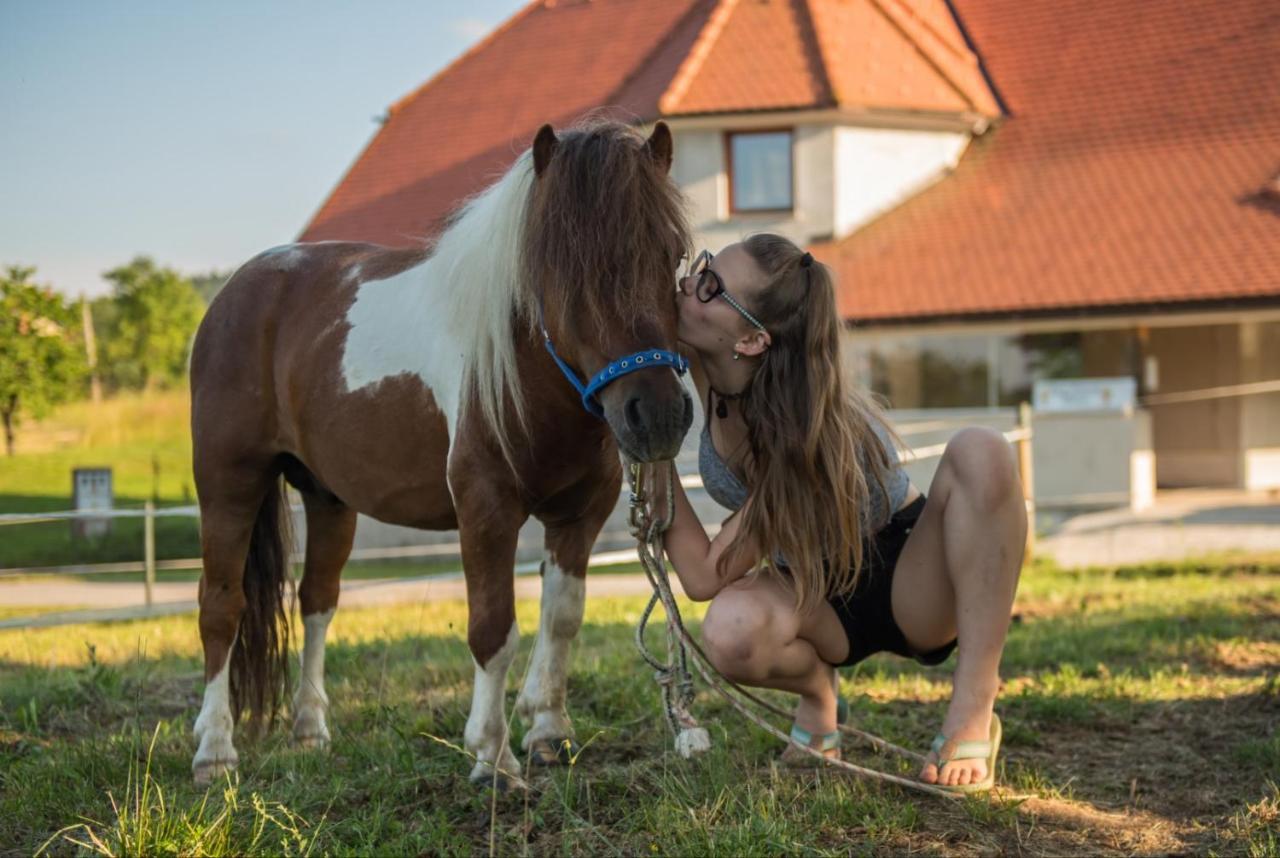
661,475,760,602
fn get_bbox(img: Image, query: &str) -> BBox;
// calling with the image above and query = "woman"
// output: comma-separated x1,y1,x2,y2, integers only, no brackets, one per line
662,234,1027,791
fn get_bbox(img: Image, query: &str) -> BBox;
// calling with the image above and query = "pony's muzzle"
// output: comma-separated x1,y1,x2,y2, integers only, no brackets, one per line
610,379,693,462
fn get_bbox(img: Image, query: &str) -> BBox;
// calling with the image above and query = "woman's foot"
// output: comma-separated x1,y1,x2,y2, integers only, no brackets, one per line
781,666,840,765
920,678,998,787
779,723,841,766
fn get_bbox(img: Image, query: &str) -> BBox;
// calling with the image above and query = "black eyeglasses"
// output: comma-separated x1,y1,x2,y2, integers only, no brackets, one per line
683,250,767,332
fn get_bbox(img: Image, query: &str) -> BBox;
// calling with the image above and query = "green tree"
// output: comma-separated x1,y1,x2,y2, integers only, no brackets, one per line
0,265,87,456
190,268,235,305
100,256,204,390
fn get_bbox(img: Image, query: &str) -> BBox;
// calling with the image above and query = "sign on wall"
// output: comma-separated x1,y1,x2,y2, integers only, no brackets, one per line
1033,377,1137,413
72,467,113,539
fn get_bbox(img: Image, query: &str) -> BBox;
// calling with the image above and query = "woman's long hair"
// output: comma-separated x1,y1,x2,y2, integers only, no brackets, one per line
717,234,902,613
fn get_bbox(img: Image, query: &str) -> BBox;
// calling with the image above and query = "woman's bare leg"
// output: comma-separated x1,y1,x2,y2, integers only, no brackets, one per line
701,575,849,735
891,428,1028,786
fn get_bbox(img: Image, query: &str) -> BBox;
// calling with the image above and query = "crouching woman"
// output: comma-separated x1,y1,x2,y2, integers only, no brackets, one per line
661,233,1027,791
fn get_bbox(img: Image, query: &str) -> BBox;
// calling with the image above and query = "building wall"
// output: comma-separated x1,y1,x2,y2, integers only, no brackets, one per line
833,126,968,238
1239,321,1280,490
1146,324,1242,487
671,121,968,250
847,312,1280,495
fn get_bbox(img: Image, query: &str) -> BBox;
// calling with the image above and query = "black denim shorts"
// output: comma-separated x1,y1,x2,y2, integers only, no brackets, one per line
828,494,957,668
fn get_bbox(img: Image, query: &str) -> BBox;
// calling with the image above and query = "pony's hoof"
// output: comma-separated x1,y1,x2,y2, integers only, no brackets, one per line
192,758,236,786
528,737,580,766
295,732,329,750
469,763,528,793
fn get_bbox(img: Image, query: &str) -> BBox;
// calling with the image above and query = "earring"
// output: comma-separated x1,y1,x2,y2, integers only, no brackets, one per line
732,353,740,361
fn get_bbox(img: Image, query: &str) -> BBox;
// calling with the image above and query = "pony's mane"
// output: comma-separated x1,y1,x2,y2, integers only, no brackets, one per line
428,120,691,471
424,149,536,466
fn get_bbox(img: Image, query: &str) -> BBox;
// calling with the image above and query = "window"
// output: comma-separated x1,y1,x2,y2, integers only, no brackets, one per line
726,130,793,213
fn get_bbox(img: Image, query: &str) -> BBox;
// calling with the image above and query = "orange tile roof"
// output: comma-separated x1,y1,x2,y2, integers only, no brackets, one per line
300,0,996,245
300,0,715,244
824,0,1280,323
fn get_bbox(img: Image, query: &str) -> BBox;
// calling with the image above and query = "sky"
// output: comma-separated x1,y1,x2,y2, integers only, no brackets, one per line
1,0,529,298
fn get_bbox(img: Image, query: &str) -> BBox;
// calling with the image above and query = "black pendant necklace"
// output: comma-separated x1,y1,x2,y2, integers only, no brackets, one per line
710,387,746,419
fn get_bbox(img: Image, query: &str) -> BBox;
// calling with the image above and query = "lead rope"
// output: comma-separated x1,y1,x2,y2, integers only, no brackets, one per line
626,460,964,800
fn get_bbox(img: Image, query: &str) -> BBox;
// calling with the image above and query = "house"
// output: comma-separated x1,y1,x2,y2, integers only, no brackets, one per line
301,0,1280,500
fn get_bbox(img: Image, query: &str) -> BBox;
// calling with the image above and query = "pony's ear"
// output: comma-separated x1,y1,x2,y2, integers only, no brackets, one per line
533,124,559,177
645,121,673,174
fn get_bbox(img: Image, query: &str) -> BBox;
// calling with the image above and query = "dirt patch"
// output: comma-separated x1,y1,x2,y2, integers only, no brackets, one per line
1214,640,1280,674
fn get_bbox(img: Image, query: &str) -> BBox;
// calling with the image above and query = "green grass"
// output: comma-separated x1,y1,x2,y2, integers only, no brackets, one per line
1,561,1277,855
0,391,200,570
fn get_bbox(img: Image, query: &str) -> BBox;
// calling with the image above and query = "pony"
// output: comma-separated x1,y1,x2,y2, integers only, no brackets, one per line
188,120,694,789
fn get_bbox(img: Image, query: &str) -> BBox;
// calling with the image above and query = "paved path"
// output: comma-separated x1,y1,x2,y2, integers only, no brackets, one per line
1035,488,1280,568
0,569,681,630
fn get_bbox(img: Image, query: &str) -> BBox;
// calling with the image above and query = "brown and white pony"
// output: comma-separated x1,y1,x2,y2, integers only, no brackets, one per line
189,120,693,788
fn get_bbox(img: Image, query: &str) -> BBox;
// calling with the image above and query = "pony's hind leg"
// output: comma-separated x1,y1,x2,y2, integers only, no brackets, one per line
292,491,357,749
192,479,270,785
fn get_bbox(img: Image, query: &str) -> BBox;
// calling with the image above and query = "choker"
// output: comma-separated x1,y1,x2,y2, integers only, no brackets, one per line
710,386,747,419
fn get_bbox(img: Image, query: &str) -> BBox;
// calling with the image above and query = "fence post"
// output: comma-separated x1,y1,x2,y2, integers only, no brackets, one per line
144,501,156,609
1016,402,1036,564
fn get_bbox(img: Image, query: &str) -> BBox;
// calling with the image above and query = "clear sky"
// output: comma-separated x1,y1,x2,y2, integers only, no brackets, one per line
1,0,528,298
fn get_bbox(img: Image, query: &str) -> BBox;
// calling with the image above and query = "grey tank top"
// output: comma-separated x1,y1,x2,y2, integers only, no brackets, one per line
698,405,909,534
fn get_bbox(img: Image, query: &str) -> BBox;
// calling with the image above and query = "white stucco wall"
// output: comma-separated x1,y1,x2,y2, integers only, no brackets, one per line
833,126,969,238
670,119,969,252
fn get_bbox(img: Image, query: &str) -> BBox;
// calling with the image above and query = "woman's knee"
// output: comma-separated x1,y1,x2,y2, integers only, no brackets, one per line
938,427,1022,511
701,588,773,682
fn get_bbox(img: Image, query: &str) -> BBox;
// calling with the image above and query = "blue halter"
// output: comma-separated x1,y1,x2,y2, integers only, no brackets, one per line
538,298,688,419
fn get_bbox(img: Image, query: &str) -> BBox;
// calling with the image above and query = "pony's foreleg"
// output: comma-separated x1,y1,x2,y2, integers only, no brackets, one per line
293,495,356,749
516,523,598,764
457,493,526,791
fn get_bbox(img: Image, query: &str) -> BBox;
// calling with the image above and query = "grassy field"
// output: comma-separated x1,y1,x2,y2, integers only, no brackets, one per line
0,391,202,569
1,558,1277,855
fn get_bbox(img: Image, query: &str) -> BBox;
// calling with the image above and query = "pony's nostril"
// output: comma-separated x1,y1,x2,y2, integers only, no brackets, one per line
681,392,694,431
624,397,646,435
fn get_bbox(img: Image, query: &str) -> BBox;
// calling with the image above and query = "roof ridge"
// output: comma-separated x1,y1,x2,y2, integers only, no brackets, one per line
659,0,742,115
864,0,980,111
385,0,543,117
603,0,718,120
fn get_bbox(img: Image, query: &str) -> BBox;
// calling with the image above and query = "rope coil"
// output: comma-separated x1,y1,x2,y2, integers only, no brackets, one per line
625,460,963,799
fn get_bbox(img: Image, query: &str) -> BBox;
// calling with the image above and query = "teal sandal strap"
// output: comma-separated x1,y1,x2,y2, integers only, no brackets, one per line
791,724,840,752
930,733,992,764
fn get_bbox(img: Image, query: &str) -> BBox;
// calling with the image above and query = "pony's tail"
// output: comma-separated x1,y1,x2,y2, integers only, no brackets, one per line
230,477,293,730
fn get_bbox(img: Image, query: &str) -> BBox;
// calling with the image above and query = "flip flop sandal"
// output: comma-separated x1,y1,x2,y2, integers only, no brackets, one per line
928,713,1002,793
779,723,842,766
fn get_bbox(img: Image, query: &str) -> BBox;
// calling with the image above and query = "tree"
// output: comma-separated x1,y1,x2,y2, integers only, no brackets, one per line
0,266,87,456
190,268,235,305
100,256,205,390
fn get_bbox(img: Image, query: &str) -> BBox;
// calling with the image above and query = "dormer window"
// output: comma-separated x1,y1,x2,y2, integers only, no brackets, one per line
726,130,794,213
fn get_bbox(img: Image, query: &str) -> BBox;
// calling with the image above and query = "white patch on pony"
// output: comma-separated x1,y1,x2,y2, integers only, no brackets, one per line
192,649,238,783
258,243,306,269
516,555,585,751
339,151,535,454
463,620,522,783
292,608,335,747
